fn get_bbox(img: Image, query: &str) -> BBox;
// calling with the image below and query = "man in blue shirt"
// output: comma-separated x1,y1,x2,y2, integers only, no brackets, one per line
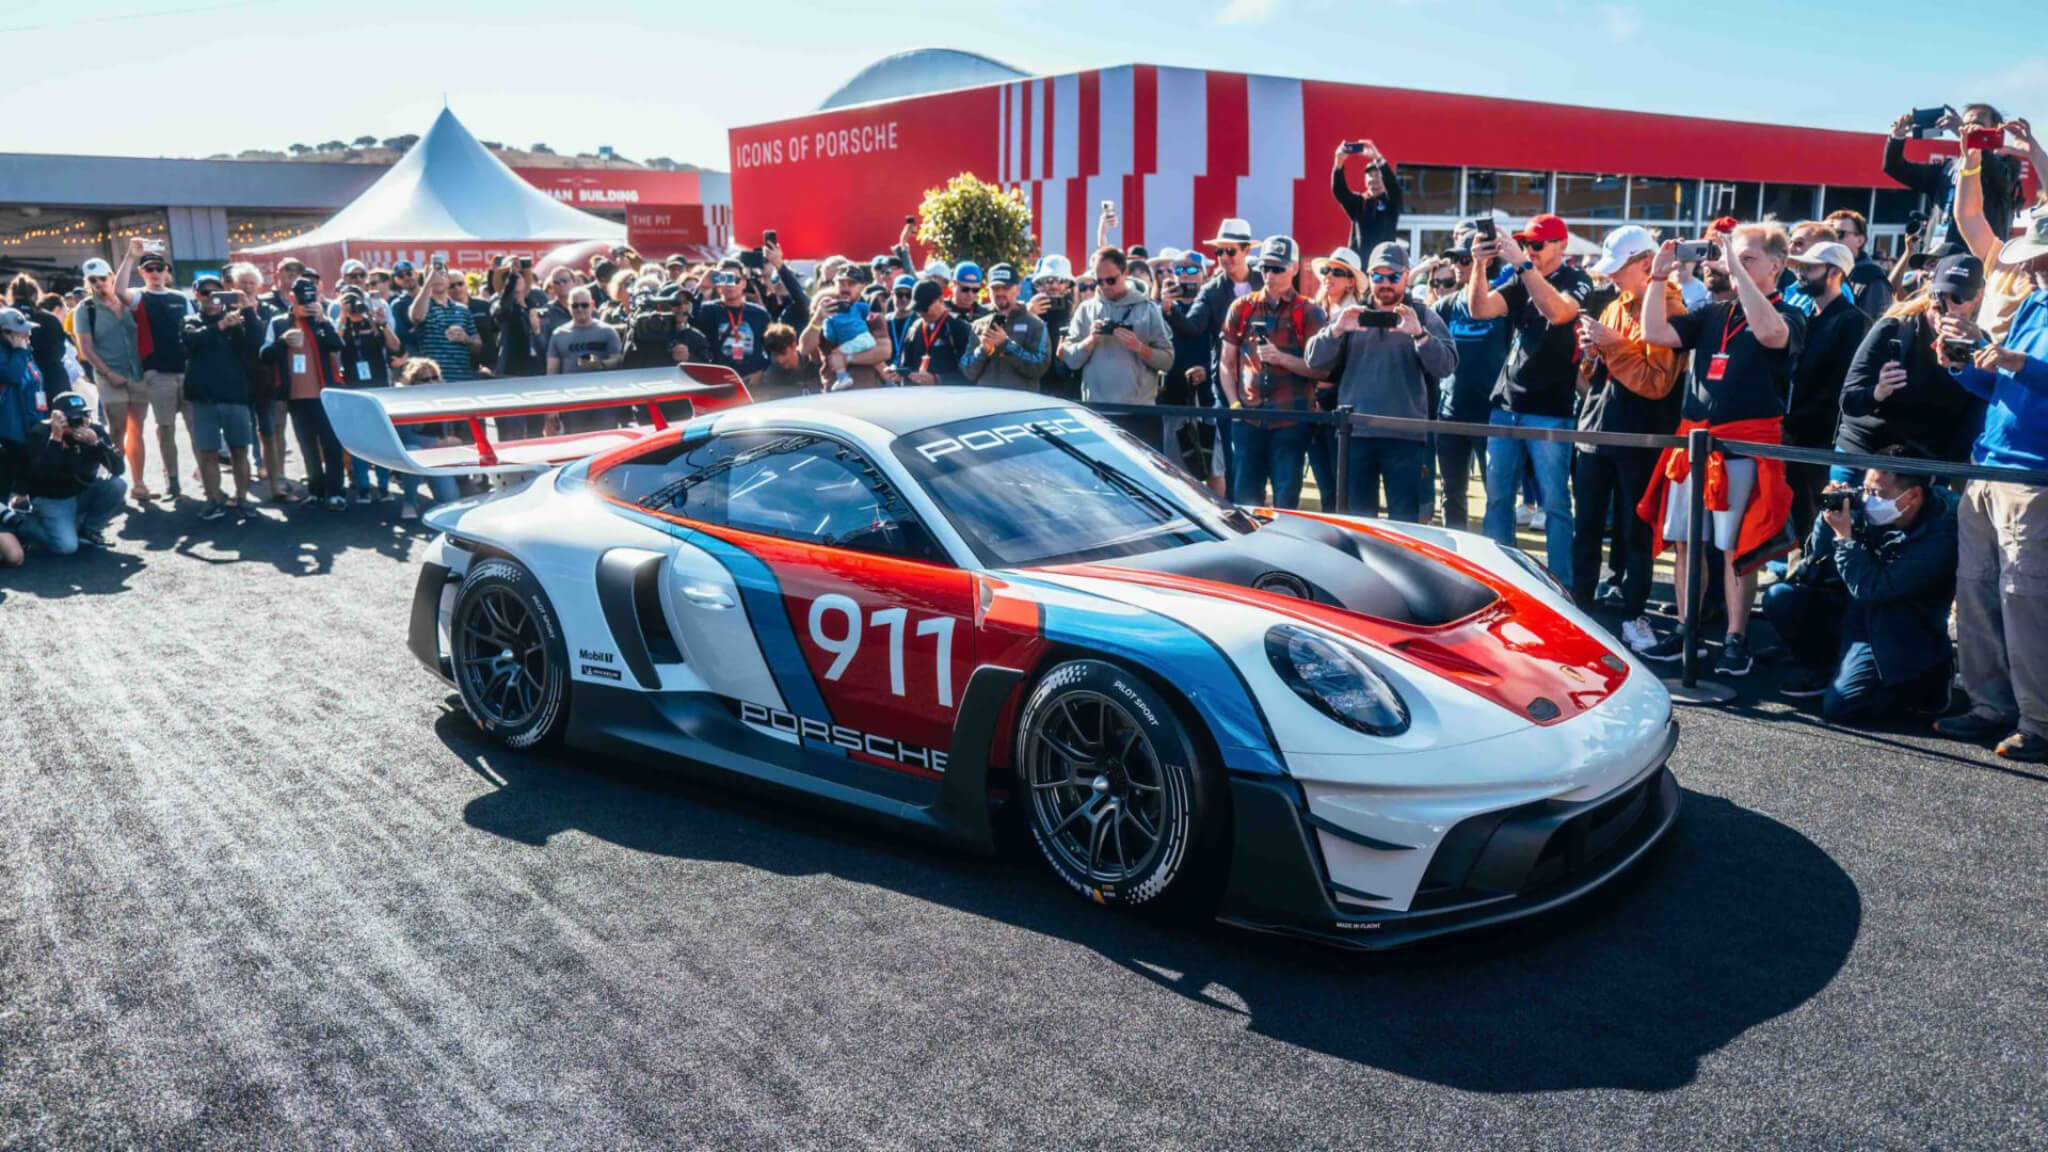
1934,210,2048,762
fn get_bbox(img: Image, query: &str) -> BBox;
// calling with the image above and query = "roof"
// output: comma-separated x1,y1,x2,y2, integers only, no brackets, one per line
716,386,1065,438
247,108,623,253
818,49,1028,111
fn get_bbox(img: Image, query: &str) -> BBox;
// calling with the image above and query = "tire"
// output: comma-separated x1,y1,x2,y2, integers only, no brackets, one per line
1015,659,1227,912
449,557,570,749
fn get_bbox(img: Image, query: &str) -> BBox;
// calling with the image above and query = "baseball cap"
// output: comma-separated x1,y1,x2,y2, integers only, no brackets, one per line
81,258,112,278
1788,241,1854,276
912,280,945,312
953,262,984,287
1710,216,1740,236
340,258,367,275
1256,235,1299,270
892,273,917,291
1929,253,1985,301
1592,225,1658,275
836,263,873,285
1127,245,1149,262
51,391,90,422
192,274,224,292
391,259,416,275
1365,242,1408,273
139,249,170,269
0,307,31,335
1032,254,1074,283
921,259,953,282
1999,206,2048,266
290,277,320,305
1513,214,1570,244
987,263,1019,286
1206,217,1255,246
663,253,688,268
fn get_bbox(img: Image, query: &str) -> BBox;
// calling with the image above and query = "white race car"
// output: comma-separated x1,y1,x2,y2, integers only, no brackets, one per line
329,373,1678,948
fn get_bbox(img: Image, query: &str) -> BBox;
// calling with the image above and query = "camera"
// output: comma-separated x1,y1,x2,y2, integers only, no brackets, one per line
1963,127,2004,152
905,214,916,226
1470,217,1497,242
518,256,534,270
1342,141,1365,155
1093,318,1130,336
738,248,766,271
1942,336,1984,362
1351,307,1398,329
1673,240,1721,263
1249,318,1270,341
1909,105,1951,137
213,290,242,309
1905,208,1928,236
762,229,778,247
1820,490,1864,514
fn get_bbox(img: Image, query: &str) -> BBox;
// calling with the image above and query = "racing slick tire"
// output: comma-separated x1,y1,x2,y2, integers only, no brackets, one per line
1015,659,1227,914
449,557,570,750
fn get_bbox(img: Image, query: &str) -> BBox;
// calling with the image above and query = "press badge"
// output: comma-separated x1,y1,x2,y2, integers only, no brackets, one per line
293,354,307,375
1706,354,1729,381
355,360,371,381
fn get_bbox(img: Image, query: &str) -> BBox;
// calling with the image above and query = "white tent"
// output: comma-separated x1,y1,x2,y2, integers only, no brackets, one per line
241,107,623,272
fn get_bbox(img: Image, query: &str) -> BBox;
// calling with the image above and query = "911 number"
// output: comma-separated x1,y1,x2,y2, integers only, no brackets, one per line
807,594,956,708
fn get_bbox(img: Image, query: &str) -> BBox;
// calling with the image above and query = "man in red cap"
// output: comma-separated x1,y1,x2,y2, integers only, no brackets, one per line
1468,213,1592,583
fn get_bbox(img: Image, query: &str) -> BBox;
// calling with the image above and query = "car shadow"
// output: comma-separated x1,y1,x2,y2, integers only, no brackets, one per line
442,704,1859,1095
111,499,432,577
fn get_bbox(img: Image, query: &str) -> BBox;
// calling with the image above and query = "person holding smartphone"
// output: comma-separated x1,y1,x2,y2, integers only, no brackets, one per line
1330,139,1404,258
1837,255,1987,477
1885,104,2018,256
179,276,260,519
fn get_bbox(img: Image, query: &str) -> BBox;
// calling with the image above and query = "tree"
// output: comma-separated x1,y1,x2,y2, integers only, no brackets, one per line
479,140,504,150
317,140,345,152
915,174,1036,271
352,135,378,147
380,134,419,152
288,142,311,155
530,142,554,154
646,156,678,170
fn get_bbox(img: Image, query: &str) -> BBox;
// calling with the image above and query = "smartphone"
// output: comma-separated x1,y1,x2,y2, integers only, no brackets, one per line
1352,308,1398,329
1342,141,1366,155
904,214,916,226
1886,338,1905,362
762,229,778,247
213,291,242,309
1910,106,1950,136
1963,127,2004,152
1471,217,1497,242
1673,240,1721,263
1101,199,1115,215
1249,318,1270,341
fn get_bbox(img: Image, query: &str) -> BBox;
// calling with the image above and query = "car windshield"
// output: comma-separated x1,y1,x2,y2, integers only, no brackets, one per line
891,408,1256,568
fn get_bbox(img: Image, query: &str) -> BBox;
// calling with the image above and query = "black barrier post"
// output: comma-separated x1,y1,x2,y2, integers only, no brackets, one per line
1668,425,1737,705
1332,406,1354,514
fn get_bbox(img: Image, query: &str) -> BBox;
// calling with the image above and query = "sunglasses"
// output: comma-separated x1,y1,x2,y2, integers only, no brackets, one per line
141,263,168,272
1097,275,1121,287
87,276,107,285
1172,265,1202,276
1368,271,1402,284
1077,283,1097,292
1522,239,1551,252
571,303,592,310
1324,267,1355,280
1430,277,1459,290
1259,265,1289,275
1213,247,1242,258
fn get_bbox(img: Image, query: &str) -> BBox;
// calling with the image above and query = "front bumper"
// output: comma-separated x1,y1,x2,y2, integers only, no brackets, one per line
1217,721,1680,950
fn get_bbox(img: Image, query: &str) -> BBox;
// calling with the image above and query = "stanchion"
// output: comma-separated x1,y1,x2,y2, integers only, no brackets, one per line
1666,425,1737,705
1331,405,1354,514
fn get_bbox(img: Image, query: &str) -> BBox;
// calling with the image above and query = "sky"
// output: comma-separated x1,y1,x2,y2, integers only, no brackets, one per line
5,0,2038,170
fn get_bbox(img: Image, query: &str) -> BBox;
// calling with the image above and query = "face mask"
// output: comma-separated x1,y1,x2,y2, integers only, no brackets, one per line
1864,495,1904,526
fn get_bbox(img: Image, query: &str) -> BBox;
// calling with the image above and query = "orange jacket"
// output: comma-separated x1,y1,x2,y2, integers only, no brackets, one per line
1636,415,1796,575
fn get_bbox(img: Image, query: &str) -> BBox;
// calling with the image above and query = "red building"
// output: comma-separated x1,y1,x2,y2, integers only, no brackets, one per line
730,60,1971,266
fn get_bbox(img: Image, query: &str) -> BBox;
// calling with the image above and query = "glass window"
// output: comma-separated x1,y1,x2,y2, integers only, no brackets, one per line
1821,187,1874,220
1415,229,1459,262
1872,186,1921,226
1553,172,1627,219
1761,183,1819,221
1466,170,1548,219
1393,164,1461,216
1628,176,1698,223
606,431,944,563
892,408,1253,568
1703,182,1760,219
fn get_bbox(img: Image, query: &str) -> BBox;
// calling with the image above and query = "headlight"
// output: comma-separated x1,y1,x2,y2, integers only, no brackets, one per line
1504,545,1567,595
1264,625,1410,737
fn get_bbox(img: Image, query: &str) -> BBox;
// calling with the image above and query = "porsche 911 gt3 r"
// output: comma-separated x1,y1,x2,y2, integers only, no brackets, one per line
328,373,1679,949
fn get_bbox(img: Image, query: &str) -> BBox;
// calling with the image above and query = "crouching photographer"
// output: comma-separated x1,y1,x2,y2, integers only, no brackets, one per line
1759,448,1957,725
13,391,127,555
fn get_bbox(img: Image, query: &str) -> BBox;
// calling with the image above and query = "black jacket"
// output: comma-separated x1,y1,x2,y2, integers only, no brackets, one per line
1331,159,1404,257
1785,294,1870,449
1158,290,1214,406
493,292,539,377
181,309,260,404
1883,137,2020,255
18,418,124,499
1792,485,1958,686
24,306,70,395
1183,271,1256,399
1837,311,1984,462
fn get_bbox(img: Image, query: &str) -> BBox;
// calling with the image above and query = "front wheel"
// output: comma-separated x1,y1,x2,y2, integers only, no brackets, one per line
450,557,570,749
1015,659,1226,911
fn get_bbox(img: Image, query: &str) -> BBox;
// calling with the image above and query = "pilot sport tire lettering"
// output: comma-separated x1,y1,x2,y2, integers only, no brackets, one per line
450,558,570,749
1016,659,1225,912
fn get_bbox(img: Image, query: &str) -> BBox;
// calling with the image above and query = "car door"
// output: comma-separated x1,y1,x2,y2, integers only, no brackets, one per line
655,430,977,782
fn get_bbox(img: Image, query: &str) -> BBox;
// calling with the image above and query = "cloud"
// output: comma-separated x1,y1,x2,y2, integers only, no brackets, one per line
1980,57,2048,115
1598,4,1640,42
1214,0,1278,25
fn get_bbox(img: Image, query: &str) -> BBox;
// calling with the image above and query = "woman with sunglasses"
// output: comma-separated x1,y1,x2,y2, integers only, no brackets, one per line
73,258,146,491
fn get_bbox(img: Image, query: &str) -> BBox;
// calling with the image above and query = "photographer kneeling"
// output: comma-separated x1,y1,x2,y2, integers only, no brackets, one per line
1759,446,1957,725
14,391,127,555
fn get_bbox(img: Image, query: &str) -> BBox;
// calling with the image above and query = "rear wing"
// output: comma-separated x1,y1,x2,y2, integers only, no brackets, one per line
322,364,752,477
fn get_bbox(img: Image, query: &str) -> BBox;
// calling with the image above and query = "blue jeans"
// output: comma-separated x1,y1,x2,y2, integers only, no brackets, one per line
396,431,461,509
1346,437,1428,522
1231,420,1312,509
1483,409,1574,585
349,456,394,495
20,476,127,555
1761,581,1946,725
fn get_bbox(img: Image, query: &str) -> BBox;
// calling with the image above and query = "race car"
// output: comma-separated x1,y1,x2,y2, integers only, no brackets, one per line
327,372,1679,949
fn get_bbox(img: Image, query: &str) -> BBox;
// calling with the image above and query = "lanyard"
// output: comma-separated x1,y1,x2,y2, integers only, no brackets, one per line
1715,294,1781,356
725,306,745,340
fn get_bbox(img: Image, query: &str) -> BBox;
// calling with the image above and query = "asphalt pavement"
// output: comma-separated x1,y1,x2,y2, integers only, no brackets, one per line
2,483,2043,1150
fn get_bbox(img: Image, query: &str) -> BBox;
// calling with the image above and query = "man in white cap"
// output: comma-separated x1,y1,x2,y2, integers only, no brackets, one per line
1187,218,1260,487
1571,226,1682,652
328,259,392,327
1783,239,1870,534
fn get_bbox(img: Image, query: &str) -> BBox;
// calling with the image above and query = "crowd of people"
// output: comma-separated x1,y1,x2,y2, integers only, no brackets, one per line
3,109,2046,760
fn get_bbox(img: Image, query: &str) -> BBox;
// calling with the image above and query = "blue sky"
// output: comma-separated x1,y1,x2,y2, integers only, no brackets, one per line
5,0,2036,168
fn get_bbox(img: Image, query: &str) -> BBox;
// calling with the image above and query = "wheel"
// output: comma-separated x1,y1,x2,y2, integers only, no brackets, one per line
450,557,570,749
1015,659,1227,911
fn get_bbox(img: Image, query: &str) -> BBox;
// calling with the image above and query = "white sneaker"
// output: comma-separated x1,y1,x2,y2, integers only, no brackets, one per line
1529,509,1546,531
1622,615,1656,653
1515,504,1539,527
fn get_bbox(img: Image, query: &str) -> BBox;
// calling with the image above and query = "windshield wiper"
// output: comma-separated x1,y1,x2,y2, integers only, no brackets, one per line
1027,423,1197,529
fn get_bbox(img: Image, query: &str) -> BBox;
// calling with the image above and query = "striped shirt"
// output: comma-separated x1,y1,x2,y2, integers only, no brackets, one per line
416,299,478,380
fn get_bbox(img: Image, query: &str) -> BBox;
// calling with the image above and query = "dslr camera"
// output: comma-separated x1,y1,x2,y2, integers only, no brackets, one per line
1819,489,1865,514
1093,318,1131,336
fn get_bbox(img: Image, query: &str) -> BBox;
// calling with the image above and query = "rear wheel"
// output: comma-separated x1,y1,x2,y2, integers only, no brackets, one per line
450,557,569,749
1016,659,1226,911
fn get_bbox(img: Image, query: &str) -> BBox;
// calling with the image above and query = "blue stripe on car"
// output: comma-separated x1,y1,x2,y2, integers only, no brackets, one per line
1004,574,1286,778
